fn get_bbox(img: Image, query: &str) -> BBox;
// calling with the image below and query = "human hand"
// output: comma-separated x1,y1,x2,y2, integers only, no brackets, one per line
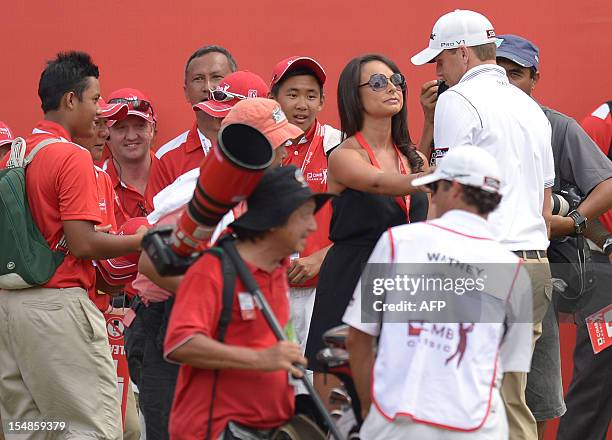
256,341,307,377
420,80,440,123
287,254,323,284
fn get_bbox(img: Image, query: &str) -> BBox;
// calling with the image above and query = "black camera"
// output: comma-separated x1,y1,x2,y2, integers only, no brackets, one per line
551,183,583,216
141,226,200,276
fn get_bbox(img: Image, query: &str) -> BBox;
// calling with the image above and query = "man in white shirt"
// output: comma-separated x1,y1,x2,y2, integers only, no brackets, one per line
344,146,533,439
411,10,555,440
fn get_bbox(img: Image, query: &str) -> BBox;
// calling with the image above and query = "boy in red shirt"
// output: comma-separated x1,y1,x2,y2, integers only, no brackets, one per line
0,52,145,440
164,165,333,440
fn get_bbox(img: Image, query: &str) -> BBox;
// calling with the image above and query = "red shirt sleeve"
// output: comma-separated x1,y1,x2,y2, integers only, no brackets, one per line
56,147,102,223
145,156,173,209
164,253,223,356
580,115,611,156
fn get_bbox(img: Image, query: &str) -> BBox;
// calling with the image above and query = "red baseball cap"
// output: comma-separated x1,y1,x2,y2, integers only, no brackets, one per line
99,97,128,120
96,217,150,286
223,98,303,148
0,121,14,148
193,71,269,119
107,88,156,124
270,56,326,88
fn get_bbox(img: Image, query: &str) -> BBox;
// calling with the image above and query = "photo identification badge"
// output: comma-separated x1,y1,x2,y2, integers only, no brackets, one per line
238,292,256,320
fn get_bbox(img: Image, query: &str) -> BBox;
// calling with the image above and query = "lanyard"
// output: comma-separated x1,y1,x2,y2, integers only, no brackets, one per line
299,121,323,173
354,132,411,222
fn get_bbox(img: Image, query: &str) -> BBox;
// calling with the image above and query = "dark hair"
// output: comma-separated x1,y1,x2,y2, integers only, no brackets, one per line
184,45,237,81
471,43,497,61
231,225,270,242
337,54,422,172
270,67,324,98
437,180,501,214
460,183,501,214
38,51,99,113
528,67,538,79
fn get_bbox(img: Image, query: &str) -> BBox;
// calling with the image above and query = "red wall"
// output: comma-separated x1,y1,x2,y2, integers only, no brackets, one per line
1,1,610,438
1,0,611,146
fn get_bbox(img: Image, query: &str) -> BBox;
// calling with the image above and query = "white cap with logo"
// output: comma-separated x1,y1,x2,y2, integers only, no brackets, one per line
412,145,502,193
411,10,497,66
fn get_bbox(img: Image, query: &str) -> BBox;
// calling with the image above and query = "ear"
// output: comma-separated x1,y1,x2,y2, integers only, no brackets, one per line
460,46,471,65
267,91,274,99
64,91,77,111
183,82,189,103
318,93,325,111
531,70,540,93
450,181,464,199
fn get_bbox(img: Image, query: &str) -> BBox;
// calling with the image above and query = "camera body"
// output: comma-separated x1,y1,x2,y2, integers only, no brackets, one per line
141,226,200,276
551,183,583,216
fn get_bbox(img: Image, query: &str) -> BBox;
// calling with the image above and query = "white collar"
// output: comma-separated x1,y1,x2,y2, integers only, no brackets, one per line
197,128,212,154
458,64,507,84
430,209,494,240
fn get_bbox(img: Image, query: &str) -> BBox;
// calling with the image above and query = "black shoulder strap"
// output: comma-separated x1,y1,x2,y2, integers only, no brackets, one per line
205,245,237,440
214,247,237,342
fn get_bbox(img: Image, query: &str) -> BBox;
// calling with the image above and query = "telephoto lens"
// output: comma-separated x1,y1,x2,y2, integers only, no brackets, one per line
551,193,570,216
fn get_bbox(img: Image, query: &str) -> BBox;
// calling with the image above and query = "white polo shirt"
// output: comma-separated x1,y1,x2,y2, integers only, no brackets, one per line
343,210,533,431
434,64,555,251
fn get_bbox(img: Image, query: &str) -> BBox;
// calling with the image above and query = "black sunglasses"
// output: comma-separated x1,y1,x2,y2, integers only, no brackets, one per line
359,72,406,92
108,97,153,114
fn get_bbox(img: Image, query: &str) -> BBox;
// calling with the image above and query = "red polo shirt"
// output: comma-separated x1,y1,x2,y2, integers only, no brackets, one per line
282,120,332,287
581,103,612,232
164,251,294,440
146,124,212,207
0,120,101,290
102,152,157,227
90,166,119,311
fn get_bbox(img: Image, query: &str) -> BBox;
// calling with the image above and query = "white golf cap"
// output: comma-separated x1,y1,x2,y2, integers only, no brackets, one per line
412,145,502,193
411,10,497,66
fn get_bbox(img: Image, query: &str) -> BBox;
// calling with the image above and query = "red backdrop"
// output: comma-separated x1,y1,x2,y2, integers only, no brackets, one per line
1,1,610,438
1,0,611,144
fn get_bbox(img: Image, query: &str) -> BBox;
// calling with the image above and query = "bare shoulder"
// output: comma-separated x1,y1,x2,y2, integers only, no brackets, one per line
329,136,368,161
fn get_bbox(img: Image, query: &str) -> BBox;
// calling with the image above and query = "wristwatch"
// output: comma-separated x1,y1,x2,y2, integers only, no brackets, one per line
568,210,587,235
602,237,612,256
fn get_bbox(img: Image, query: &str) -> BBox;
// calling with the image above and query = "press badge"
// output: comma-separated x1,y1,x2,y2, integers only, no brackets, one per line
238,292,256,320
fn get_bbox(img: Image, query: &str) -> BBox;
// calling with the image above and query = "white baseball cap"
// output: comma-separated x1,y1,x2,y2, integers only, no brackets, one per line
412,145,502,193
411,10,497,66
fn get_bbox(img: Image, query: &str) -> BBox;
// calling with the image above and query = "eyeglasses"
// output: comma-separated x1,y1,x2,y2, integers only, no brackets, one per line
209,88,248,103
359,73,406,92
108,98,153,114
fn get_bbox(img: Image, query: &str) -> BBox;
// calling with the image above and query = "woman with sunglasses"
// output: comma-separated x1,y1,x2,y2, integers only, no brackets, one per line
305,53,429,401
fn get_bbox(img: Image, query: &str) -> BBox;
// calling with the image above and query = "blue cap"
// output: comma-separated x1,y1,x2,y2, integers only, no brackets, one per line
496,34,540,70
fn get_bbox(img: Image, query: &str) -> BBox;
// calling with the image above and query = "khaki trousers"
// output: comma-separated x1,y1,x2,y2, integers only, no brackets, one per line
500,256,552,440
0,287,122,439
123,383,140,440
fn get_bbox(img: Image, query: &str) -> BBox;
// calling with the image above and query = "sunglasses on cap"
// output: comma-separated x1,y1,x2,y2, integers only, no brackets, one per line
209,88,249,103
108,97,153,114
359,72,406,92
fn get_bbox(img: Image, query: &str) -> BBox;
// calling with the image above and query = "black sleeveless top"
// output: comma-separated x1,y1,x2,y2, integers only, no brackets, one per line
329,188,427,247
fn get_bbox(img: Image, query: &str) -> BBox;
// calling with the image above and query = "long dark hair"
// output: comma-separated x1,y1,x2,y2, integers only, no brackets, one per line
337,54,423,172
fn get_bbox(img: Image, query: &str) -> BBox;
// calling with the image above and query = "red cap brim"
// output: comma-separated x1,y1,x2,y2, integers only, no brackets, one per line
100,102,128,120
193,101,234,118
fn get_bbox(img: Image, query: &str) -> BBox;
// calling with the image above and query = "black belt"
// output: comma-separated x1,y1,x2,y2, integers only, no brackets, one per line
512,250,546,259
